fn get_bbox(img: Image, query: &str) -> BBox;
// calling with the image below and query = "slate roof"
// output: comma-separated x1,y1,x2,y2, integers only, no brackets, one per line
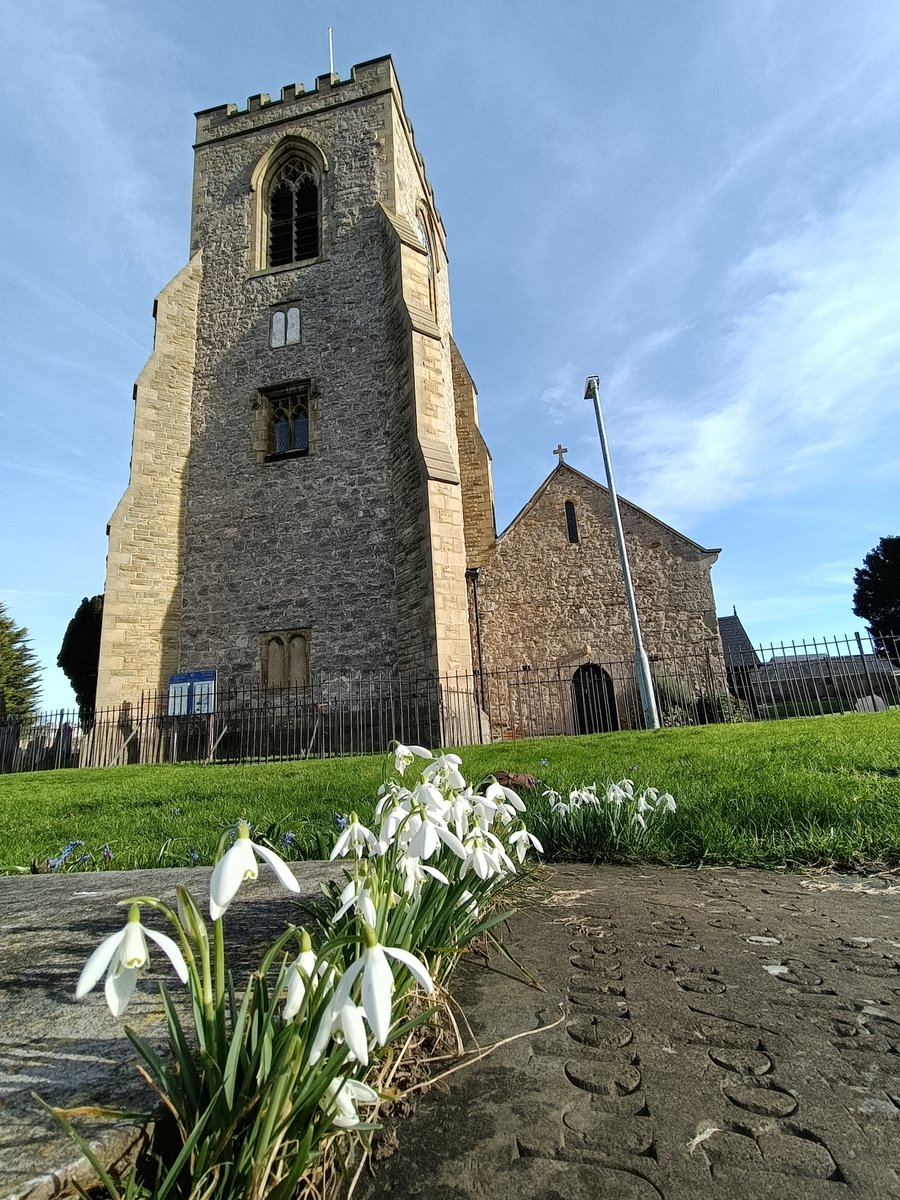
717,610,760,665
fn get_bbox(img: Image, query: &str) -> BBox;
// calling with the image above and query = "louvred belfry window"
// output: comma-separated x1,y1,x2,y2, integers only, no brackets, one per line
268,158,319,267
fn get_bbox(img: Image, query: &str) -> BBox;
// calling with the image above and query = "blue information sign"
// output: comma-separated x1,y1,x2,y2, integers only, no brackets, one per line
168,670,217,716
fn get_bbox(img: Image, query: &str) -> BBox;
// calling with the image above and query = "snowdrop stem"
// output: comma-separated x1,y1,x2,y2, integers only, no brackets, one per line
213,915,226,1014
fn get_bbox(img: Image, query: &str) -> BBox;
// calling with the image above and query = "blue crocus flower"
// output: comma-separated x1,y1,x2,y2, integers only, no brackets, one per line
49,839,85,871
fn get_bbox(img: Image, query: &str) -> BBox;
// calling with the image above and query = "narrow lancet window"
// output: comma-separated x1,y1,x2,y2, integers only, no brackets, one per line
565,500,579,544
270,311,286,348
269,306,300,348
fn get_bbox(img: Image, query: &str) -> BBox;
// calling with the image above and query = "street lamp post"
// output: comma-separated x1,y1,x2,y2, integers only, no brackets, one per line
584,374,660,730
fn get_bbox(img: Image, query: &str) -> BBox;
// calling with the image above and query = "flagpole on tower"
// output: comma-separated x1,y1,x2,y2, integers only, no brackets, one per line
328,26,335,75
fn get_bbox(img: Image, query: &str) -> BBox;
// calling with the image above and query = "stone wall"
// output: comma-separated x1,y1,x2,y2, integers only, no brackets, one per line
452,340,496,565
473,464,723,726
97,57,486,704
182,68,397,686
95,256,201,707
384,87,474,680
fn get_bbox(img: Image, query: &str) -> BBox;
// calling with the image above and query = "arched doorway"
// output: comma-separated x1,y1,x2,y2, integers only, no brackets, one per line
572,664,618,734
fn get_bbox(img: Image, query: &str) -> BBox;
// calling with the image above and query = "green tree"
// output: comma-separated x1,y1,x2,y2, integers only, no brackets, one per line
0,601,41,717
853,536,900,666
57,594,104,715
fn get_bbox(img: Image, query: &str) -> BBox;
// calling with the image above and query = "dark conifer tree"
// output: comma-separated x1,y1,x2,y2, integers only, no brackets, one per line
0,601,41,717
853,536,900,666
58,594,104,715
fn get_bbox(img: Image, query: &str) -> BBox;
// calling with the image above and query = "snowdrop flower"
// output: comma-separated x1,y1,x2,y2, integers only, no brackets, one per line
333,874,379,926
283,930,320,1021
209,822,300,919
76,904,188,1016
330,813,379,859
485,781,526,813
659,793,676,814
403,808,466,862
334,923,433,1045
321,1075,380,1129
412,782,450,819
310,996,371,1065
422,752,466,790
507,826,544,864
375,781,413,818
376,804,409,850
398,855,449,897
393,742,433,775
458,889,480,919
447,790,474,840
460,829,514,881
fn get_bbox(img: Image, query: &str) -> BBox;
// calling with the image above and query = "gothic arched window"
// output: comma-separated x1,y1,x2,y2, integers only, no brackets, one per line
268,156,320,267
262,380,311,459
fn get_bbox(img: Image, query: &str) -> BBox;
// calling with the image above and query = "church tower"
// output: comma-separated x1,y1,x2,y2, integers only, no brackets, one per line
96,57,491,707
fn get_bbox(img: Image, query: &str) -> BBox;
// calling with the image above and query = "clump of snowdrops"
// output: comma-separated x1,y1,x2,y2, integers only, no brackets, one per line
538,779,676,859
45,744,542,1200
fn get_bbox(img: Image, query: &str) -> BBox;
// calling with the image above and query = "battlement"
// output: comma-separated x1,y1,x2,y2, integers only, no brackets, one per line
192,53,444,242
194,55,396,140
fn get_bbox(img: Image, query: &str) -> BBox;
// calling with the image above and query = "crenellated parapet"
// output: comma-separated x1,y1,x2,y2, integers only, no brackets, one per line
193,56,445,249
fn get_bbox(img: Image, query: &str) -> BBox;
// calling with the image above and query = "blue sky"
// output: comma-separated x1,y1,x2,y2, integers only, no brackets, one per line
2,0,898,709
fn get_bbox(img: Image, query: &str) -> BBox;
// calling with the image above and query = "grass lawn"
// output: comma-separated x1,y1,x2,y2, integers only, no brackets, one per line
2,712,899,873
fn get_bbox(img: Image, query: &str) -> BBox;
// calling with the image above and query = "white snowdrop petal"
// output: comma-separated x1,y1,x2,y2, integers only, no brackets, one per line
253,841,301,892
339,1003,370,1066
119,921,149,970
384,945,434,993
76,929,127,999
104,964,139,1016
144,926,189,983
209,839,258,919
362,946,394,1044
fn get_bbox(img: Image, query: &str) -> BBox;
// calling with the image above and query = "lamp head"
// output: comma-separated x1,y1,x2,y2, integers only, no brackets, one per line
583,375,600,401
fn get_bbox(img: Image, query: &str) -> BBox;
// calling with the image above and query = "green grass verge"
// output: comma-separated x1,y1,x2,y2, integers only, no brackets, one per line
2,712,899,873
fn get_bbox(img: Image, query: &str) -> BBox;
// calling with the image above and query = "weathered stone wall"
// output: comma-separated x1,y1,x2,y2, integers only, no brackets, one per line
96,257,201,707
474,465,722,725
380,88,474,679
182,67,397,685
452,341,496,565
97,57,484,703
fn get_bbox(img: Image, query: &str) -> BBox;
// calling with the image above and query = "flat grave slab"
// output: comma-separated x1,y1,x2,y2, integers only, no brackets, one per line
359,864,900,1199
0,863,342,1200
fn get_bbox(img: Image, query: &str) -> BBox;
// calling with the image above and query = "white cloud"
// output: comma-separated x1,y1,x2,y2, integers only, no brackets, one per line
629,158,900,517
539,361,582,422
798,559,859,589
0,455,110,493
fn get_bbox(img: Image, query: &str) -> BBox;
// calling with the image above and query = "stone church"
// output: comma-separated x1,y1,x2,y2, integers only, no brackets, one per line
95,56,723,737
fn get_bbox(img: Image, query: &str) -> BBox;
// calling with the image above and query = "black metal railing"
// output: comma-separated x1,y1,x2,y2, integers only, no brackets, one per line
1,631,896,774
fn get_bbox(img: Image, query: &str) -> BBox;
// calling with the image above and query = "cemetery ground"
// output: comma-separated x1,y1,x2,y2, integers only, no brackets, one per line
3,712,900,875
1,712,898,1199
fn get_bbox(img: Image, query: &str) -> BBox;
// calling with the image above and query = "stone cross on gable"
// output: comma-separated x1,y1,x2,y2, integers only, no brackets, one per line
553,443,568,465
